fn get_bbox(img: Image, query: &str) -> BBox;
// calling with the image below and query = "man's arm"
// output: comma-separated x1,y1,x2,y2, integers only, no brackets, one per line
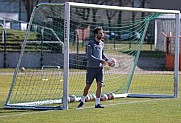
87,44,102,63
102,50,108,61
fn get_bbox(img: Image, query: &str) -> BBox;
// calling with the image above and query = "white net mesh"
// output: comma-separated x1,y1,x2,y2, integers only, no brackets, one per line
4,3,180,109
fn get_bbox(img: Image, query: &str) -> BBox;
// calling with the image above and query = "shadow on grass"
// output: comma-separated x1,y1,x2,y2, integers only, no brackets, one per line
0,107,31,114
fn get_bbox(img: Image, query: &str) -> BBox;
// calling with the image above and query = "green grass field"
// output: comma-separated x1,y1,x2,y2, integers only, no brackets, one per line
0,69,181,123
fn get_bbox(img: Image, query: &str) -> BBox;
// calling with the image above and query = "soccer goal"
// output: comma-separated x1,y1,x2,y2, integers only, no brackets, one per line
4,2,180,110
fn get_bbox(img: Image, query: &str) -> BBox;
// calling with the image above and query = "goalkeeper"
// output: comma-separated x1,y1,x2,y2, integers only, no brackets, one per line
77,26,108,108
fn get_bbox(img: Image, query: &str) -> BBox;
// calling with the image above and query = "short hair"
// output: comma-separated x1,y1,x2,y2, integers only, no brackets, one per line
94,26,103,36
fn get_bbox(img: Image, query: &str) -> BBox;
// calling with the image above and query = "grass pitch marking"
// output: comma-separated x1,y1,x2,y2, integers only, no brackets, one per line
0,99,161,118
84,98,161,109
0,109,54,118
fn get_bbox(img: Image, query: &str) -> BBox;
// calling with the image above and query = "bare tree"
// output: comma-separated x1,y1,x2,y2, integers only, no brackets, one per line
21,0,39,21
22,0,53,21
117,0,134,24
75,8,90,21
8,0,39,21
80,0,107,23
140,0,146,17
106,1,117,29
117,0,123,26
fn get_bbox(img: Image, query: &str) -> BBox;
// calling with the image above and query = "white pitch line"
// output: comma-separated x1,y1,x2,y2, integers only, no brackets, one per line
84,98,161,109
0,99,161,118
0,110,55,118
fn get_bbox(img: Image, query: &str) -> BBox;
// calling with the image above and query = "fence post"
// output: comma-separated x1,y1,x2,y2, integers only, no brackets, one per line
0,23,7,68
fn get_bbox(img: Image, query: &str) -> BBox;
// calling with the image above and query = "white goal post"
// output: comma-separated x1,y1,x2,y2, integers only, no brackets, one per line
4,2,180,110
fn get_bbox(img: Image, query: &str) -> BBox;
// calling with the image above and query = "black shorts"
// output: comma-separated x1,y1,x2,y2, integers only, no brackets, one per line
86,67,103,85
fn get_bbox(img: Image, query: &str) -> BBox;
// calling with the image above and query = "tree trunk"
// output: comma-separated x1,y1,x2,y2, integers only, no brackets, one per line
22,0,38,22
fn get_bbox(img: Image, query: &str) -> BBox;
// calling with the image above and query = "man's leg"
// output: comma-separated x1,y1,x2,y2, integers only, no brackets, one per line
77,84,91,108
95,82,104,108
81,84,91,102
95,67,104,108
95,81,102,104
83,84,91,97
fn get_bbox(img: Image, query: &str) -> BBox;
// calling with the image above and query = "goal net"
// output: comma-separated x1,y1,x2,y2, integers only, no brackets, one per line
4,2,180,110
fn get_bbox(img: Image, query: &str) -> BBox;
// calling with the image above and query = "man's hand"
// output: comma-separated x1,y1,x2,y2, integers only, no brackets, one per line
100,59,107,66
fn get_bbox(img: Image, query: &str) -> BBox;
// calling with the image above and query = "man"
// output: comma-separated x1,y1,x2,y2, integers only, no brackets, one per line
77,26,108,108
